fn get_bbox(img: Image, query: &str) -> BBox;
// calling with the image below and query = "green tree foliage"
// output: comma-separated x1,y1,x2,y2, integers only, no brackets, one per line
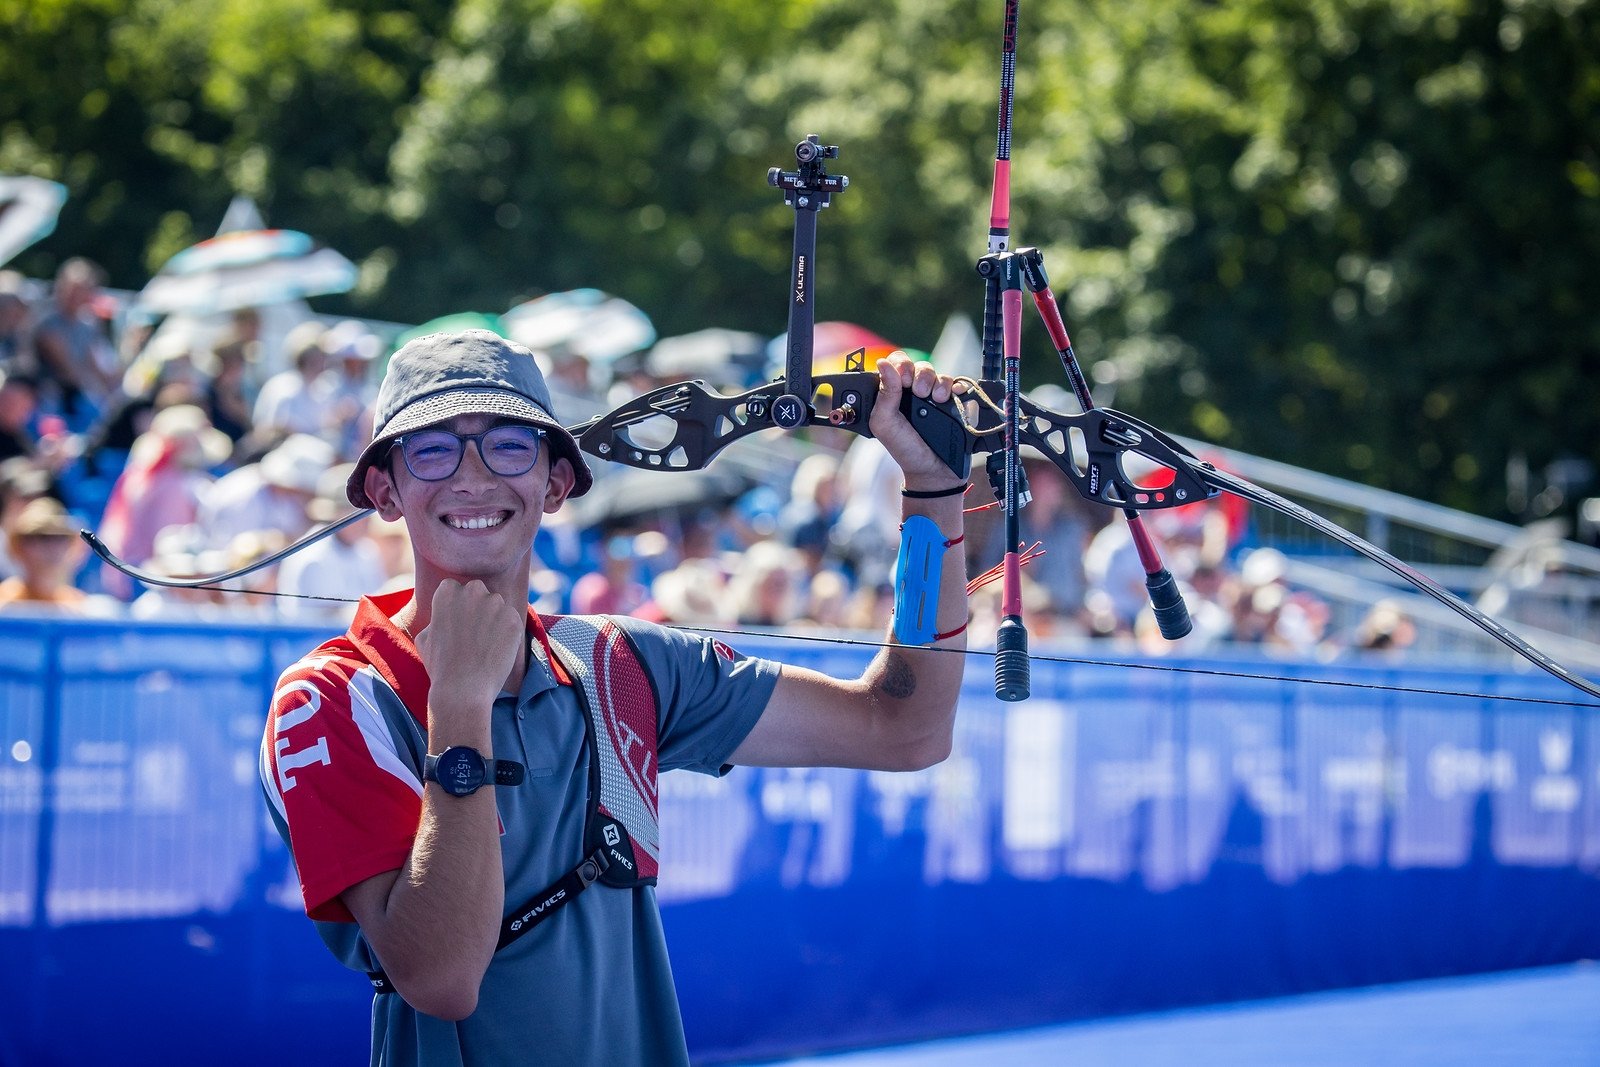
1,0,445,285
1049,0,1600,515
377,0,813,333
1,0,1594,517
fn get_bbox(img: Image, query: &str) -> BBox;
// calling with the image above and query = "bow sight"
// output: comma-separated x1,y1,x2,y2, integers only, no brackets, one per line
767,135,847,431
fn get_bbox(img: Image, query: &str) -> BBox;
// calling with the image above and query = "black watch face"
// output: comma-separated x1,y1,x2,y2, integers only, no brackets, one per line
438,748,486,795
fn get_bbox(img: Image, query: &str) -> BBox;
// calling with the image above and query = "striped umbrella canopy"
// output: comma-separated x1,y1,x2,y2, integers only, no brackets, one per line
138,229,358,316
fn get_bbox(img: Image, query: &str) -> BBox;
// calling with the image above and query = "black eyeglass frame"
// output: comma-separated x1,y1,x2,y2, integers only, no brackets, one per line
389,424,547,482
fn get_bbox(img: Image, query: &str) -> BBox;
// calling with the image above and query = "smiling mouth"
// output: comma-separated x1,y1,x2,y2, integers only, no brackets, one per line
444,513,509,530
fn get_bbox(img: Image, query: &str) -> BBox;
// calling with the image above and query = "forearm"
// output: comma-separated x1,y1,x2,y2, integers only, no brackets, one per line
353,703,504,1018
861,479,969,767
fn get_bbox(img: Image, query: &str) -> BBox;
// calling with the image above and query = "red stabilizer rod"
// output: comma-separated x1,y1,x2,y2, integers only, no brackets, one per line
1002,552,1023,617
1019,245,1192,643
989,160,1012,248
996,275,1030,701
1029,290,1094,412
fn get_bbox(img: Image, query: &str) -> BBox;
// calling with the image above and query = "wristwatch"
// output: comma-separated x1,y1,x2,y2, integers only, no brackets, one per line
423,747,527,797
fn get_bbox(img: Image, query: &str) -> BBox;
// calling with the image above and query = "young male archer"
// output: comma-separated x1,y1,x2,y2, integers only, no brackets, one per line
260,328,969,1065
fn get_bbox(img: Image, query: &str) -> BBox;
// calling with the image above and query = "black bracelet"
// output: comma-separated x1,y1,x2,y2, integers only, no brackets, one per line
901,483,969,500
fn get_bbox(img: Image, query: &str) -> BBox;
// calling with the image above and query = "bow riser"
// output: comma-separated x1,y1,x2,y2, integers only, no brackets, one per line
572,371,972,481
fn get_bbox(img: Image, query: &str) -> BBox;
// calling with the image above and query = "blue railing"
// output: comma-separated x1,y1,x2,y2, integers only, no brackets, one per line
2,616,1598,1065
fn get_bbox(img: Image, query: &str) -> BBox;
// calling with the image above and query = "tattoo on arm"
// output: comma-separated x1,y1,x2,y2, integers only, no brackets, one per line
881,652,917,700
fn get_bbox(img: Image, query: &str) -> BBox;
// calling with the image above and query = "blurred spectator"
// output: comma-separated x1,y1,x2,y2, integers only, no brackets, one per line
118,323,198,400
32,257,118,430
1353,599,1417,654
316,320,380,462
648,558,732,628
252,322,331,439
797,569,853,630
832,436,902,587
0,497,116,615
202,330,256,445
96,404,231,595
1229,548,1289,645
368,515,414,592
230,307,263,348
197,432,332,550
778,453,843,577
540,343,595,395
0,369,40,463
728,540,803,627
1179,561,1238,648
276,464,387,623
1083,521,1149,638
1226,547,1330,653
0,458,52,579
213,529,289,617
85,330,208,466
1020,453,1102,634
128,551,224,621
571,532,662,616
0,271,34,374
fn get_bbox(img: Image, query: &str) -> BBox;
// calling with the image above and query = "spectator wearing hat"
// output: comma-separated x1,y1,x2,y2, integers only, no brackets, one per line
96,404,232,596
128,544,225,622
729,539,805,627
198,432,333,550
276,464,388,622
212,528,290,618
253,321,332,440
314,320,381,462
0,457,52,580
0,497,116,615
367,514,414,592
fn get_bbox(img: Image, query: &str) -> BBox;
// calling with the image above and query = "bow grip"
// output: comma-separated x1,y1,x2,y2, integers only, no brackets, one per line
897,388,973,482
814,371,972,481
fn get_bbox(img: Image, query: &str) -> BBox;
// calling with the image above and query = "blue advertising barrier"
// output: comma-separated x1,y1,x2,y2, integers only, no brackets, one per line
1,616,1597,1065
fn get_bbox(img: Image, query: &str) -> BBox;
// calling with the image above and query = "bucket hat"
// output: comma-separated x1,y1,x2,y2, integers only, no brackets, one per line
347,329,593,508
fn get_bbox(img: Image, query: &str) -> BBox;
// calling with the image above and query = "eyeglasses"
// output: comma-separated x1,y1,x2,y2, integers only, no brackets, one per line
391,424,545,481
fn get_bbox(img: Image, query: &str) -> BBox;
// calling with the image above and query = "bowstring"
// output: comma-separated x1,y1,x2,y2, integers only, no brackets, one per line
167,583,1600,709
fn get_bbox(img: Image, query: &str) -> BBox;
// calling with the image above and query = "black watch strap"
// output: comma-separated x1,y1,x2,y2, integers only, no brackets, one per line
424,748,526,793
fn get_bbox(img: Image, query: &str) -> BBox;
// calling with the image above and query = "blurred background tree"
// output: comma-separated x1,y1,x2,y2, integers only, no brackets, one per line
0,0,1594,519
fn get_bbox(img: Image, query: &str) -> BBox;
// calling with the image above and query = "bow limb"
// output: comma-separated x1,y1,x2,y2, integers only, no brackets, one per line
1197,467,1600,703
989,380,1600,701
80,509,373,590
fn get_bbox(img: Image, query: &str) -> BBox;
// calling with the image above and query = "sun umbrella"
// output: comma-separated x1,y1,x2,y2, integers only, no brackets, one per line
574,465,752,532
389,311,507,353
765,320,899,378
0,175,68,266
646,328,768,385
503,289,655,364
137,229,358,316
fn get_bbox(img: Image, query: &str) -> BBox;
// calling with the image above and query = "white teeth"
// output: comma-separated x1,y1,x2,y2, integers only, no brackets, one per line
446,514,506,530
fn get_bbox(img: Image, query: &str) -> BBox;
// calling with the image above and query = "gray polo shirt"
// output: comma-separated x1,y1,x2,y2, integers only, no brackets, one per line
262,592,779,1066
